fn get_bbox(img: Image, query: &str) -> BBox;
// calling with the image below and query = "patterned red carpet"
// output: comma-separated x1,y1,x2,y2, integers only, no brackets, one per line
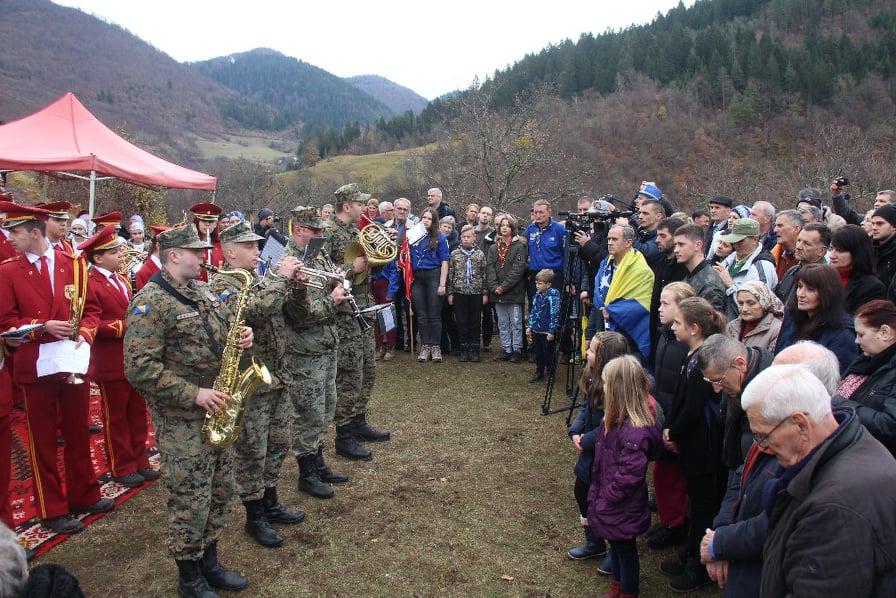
10,385,158,558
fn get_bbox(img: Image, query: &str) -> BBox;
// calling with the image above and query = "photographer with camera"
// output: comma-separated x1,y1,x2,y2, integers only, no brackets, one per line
830,176,863,226
632,199,665,266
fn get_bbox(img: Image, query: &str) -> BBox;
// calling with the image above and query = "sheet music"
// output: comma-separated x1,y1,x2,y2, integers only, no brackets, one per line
406,222,427,246
260,230,287,273
36,340,90,378
377,304,396,333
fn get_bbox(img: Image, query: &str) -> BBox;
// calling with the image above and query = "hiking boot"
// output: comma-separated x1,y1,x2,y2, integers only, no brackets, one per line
138,467,161,481
72,498,114,515
314,446,348,483
495,351,512,361
669,558,712,593
659,553,687,577
417,345,430,362
200,542,247,591
354,414,391,442
243,499,283,548
567,526,606,560
42,515,83,535
262,486,305,524
458,344,470,362
470,347,481,362
431,346,443,362
383,349,394,361
176,559,218,598
596,551,613,575
335,424,372,461
645,522,666,537
509,350,521,364
648,522,688,550
113,472,144,488
298,454,334,499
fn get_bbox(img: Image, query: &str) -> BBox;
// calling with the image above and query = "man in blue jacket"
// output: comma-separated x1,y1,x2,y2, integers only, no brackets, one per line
525,199,567,304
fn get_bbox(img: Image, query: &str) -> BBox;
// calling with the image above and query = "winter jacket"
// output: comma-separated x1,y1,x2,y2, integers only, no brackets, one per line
774,262,802,304
719,348,773,471
666,350,724,477
761,408,896,597
632,227,660,266
685,260,726,313
569,399,604,485
774,310,857,375
527,288,560,334
725,311,782,353
373,260,401,300
721,247,779,320
444,229,460,252
587,414,662,541
650,326,688,415
711,448,779,598
649,254,688,353
834,344,896,456
844,272,885,315
446,246,487,295
486,236,528,304
525,219,567,272
874,235,896,289
831,192,864,226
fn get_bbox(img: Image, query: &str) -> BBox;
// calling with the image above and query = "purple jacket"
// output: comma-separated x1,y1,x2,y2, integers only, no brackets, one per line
587,415,661,541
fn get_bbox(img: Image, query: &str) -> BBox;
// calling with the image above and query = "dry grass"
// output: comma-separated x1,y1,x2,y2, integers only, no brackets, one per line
42,353,720,597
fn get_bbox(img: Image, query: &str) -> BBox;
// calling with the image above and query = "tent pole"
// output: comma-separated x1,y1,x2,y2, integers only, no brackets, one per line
88,170,97,220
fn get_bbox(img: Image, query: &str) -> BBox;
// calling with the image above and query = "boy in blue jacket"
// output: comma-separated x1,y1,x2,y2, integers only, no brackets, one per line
526,269,561,382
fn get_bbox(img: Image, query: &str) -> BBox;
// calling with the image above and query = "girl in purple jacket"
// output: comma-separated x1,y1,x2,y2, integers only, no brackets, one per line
588,355,662,598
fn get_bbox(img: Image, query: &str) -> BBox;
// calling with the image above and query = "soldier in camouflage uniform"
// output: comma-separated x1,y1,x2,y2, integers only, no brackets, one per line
208,221,306,549
281,206,351,499
325,184,391,462
124,225,252,598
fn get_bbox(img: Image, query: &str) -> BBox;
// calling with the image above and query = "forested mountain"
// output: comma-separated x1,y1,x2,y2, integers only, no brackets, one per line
191,49,394,132
345,75,429,114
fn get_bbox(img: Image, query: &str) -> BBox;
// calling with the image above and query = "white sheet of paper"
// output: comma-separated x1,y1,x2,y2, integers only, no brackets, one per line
406,222,427,246
378,304,396,333
36,340,91,378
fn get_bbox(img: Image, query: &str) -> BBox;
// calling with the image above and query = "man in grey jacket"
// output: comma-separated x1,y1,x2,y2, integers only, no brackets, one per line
673,223,726,312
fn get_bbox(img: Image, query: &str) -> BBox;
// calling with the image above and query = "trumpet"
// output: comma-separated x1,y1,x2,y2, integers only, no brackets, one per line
298,266,343,289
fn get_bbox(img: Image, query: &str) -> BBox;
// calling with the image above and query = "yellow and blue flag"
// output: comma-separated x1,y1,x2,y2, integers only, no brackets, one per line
594,250,655,358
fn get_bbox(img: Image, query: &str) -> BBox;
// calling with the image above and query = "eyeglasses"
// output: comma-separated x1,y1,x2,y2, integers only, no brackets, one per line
702,362,735,386
752,415,794,449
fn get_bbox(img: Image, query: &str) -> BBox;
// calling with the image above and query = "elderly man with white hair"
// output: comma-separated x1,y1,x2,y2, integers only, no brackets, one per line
741,364,896,597
426,187,456,220
771,340,841,395
377,201,393,224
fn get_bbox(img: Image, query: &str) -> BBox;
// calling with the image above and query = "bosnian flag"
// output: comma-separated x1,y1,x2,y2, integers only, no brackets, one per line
593,249,655,359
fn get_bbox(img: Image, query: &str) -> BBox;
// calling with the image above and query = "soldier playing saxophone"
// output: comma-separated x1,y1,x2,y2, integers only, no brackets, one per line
124,224,254,598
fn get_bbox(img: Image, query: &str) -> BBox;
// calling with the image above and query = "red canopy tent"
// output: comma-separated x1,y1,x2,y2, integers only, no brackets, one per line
0,92,216,218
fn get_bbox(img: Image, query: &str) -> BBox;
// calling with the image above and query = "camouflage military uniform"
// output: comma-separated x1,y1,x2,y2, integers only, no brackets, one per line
124,268,235,561
281,238,339,456
323,215,377,428
208,268,296,501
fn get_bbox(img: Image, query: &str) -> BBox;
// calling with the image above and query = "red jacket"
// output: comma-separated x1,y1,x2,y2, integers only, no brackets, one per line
135,255,160,291
0,249,99,384
196,241,224,282
86,268,131,381
0,234,14,262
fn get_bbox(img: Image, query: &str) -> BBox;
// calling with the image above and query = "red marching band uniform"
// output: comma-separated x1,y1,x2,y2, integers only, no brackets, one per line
190,202,223,282
0,200,20,527
35,201,75,254
79,227,154,486
0,202,109,531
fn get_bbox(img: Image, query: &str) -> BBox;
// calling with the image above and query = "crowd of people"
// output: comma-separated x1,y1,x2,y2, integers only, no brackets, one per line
1,176,896,596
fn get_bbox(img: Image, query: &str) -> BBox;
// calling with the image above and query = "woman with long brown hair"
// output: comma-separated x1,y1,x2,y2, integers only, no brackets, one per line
410,207,450,362
486,214,528,362
567,332,630,563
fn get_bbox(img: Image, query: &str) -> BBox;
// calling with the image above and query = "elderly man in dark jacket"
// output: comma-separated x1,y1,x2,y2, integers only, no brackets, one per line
742,364,896,597
697,335,773,472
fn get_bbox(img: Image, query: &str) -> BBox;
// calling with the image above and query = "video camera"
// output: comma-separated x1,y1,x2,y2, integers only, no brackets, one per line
558,195,634,233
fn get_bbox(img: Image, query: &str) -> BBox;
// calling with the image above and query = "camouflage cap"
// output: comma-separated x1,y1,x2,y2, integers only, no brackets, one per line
219,221,264,244
334,183,371,204
157,224,213,251
290,205,323,230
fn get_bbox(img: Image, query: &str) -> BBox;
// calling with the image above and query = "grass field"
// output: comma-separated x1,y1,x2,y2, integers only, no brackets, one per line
195,135,294,162
42,353,720,597
280,145,433,191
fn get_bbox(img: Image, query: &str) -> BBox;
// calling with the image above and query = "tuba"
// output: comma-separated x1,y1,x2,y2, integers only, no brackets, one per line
357,221,398,267
200,264,272,449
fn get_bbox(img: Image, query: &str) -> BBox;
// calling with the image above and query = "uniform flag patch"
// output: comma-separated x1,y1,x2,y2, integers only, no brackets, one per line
132,304,150,315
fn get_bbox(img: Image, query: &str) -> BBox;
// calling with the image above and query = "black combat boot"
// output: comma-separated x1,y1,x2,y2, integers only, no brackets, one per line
298,454,334,499
199,542,247,591
242,500,283,548
470,345,481,362
314,446,348,484
458,343,470,362
176,559,219,598
262,487,305,524
335,423,372,461
353,413,391,442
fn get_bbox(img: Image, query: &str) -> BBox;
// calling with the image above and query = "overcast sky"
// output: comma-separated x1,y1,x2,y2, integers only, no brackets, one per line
54,1,695,99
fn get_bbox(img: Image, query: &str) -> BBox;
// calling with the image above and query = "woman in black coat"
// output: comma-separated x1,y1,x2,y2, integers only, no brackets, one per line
662,297,728,592
829,225,885,315
834,299,896,456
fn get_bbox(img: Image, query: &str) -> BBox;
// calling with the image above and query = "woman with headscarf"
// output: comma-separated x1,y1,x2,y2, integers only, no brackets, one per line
725,280,784,352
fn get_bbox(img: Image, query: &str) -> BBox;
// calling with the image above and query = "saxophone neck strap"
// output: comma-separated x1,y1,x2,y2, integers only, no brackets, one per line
149,272,223,356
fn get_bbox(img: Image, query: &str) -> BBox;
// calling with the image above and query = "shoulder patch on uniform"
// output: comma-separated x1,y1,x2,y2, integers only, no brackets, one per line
218,288,235,302
132,304,150,316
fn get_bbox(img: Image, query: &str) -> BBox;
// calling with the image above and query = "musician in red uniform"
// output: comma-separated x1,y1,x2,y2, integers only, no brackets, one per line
80,226,159,488
0,202,113,535
190,202,223,282
134,225,169,291
92,210,123,235
0,345,13,528
35,201,74,253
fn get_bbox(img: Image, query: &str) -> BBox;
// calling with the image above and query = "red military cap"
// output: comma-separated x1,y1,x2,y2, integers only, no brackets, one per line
34,201,72,219
149,225,170,237
190,202,222,222
92,211,123,228
77,223,126,253
0,201,51,229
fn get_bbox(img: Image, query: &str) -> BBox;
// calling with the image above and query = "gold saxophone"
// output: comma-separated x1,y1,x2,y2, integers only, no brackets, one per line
201,264,272,448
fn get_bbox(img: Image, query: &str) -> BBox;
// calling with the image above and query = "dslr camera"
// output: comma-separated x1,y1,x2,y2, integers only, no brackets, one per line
834,176,850,188
559,195,633,234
